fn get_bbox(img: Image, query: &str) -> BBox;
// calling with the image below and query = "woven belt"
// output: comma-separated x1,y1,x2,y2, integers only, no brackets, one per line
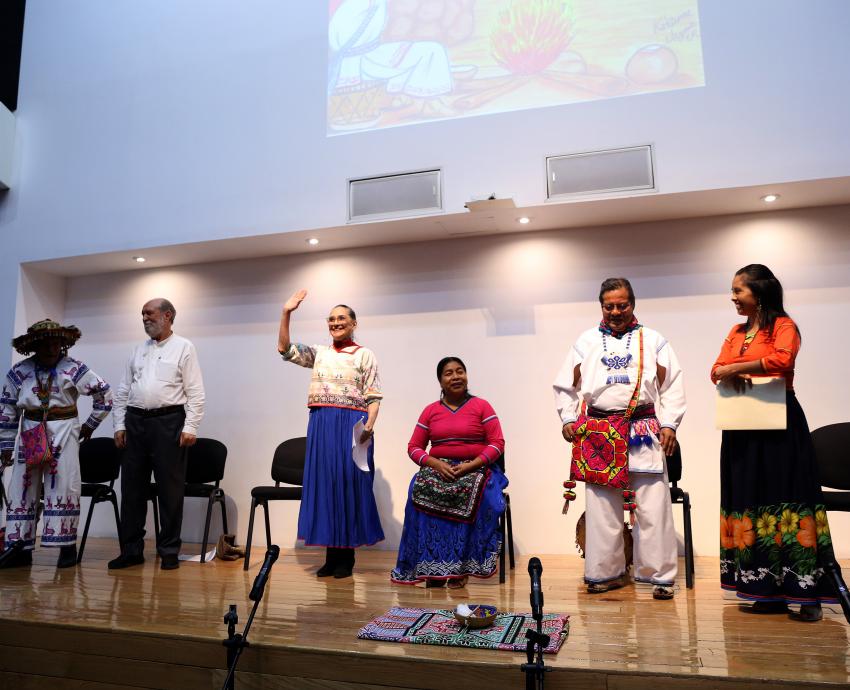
587,403,656,420
23,405,78,422
127,405,184,418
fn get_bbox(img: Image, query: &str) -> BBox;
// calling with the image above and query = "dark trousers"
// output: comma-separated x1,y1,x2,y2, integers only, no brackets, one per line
119,409,187,558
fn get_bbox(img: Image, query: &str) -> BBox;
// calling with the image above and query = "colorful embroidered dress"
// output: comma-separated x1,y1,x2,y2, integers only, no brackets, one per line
1,356,112,550
281,341,384,547
391,396,507,584
712,316,837,603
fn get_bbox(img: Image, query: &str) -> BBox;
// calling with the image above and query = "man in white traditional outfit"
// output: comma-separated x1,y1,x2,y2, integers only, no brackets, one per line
553,278,686,599
108,298,205,571
329,0,453,110
0,320,113,569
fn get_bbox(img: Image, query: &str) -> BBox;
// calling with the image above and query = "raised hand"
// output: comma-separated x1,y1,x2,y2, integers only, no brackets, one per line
283,289,308,313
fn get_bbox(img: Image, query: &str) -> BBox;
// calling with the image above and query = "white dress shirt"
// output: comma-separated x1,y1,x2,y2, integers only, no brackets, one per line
112,333,205,435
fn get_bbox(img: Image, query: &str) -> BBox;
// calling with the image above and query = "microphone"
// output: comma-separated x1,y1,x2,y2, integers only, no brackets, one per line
528,557,543,621
249,545,280,602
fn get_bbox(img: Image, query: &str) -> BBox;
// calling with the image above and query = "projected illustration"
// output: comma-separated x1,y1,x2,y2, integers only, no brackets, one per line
327,0,704,135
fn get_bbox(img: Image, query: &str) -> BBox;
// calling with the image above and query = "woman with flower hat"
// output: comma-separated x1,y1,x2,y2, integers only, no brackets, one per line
0,319,113,568
712,264,837,621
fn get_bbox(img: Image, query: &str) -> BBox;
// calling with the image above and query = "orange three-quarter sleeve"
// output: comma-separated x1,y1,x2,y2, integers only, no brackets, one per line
760,318,800,376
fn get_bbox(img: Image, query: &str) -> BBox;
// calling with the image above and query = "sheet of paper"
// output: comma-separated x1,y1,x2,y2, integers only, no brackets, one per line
352,419,372,472
715,377,787,430
178,548,217,562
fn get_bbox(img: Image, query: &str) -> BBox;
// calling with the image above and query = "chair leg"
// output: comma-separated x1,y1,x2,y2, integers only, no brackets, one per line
151,496,161,540
499,509,506,584
200,494,214,563
505,493,515,570
218,491,229,535
76,495,98,564
244,498,259,571
682,491,695,589
263,501,272,548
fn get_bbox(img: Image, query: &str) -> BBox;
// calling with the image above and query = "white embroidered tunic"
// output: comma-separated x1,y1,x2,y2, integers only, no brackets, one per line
553,326,686,473
281,342,382,411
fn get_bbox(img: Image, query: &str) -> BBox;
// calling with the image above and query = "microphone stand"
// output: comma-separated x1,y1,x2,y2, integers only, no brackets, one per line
823,560,850,624
221,546,280,690
521,558,550,690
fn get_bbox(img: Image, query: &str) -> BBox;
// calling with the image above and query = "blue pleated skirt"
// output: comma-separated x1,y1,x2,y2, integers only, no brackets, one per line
297,406,385,548
391,463,507,583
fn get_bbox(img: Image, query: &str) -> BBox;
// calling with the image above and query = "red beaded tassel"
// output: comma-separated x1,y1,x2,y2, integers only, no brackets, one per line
562,480,577,515
623,489,637,527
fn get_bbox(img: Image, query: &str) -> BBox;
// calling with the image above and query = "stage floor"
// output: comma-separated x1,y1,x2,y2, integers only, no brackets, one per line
1,539,848,689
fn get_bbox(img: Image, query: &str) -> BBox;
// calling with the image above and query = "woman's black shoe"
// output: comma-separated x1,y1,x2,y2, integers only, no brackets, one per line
333,549,355,578
317,547,338,577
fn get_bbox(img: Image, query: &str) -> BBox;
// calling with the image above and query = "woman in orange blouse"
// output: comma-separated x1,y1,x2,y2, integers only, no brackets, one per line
712,264,837,621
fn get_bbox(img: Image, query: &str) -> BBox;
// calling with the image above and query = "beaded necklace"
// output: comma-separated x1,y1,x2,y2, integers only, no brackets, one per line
601,329,634,385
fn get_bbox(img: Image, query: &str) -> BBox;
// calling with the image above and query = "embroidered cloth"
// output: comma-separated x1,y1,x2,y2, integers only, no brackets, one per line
357,607,569,653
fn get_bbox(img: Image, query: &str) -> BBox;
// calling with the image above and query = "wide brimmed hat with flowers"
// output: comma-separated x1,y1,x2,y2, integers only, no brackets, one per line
12,319,82,355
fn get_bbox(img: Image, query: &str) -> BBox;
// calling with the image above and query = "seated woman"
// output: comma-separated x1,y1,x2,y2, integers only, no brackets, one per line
391,357,507,588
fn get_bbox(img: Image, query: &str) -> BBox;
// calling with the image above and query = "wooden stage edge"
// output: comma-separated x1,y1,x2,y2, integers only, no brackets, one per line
1,539,848,690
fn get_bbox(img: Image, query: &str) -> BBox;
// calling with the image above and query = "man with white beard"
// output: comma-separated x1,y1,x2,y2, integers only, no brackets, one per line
108,298,205,570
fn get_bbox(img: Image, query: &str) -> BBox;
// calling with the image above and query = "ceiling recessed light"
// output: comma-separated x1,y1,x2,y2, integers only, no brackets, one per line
761,194,779,203
307,238,320,246
133,256,146,263
517,217,531,224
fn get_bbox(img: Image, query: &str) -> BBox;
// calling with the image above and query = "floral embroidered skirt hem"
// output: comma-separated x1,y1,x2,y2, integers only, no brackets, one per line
719,392,837,604
297,406,385,549
390,464,508,584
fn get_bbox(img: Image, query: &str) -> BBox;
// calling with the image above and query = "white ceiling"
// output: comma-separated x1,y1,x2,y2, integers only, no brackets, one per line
28,176,850,277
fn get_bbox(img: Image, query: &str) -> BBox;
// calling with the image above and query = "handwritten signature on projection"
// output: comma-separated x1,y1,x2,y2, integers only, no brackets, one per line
654,10,699,43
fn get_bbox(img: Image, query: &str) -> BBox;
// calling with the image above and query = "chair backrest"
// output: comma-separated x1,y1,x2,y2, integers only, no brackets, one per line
667,441,683,485
811,423,850,490
272,437,307,486
185,438,227,484
79,437,122,484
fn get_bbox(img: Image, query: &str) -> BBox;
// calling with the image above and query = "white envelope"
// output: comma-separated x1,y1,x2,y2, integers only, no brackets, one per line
352,419,372,472
715,377,787,430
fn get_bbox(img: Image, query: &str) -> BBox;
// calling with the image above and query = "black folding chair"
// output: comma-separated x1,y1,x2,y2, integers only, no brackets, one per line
150,438,229,563
667,441,695,589
243,437,306,570
77,437,122,563
495,454,515,584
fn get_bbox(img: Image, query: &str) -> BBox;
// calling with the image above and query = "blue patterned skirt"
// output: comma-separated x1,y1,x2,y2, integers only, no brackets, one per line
297,406,384,548
391,463,507,583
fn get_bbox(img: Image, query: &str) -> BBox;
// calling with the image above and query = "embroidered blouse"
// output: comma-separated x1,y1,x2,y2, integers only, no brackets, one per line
711,316,800,390
407,396,505,466
281,342,382,411
0,356,113,452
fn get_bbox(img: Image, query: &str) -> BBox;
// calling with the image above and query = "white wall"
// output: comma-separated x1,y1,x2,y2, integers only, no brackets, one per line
59,204,850,559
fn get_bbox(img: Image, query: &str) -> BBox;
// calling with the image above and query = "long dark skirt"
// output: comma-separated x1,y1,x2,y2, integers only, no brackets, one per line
720,391,837,604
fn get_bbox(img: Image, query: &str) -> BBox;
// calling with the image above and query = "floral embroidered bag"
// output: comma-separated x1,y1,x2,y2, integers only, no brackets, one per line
569,328,644,493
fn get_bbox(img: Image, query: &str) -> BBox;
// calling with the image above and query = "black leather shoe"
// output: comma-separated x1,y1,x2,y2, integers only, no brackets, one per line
57,545,78,568
107,553,145,570
160,554,179,570
0,548,33,569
